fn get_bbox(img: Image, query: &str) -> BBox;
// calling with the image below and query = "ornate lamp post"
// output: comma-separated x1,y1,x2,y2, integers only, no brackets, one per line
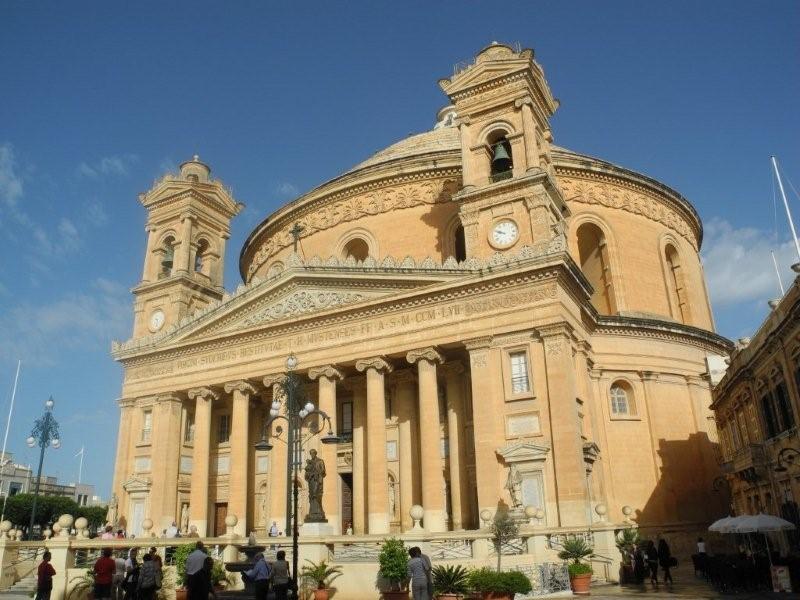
26,397,60,538
255,353,338,592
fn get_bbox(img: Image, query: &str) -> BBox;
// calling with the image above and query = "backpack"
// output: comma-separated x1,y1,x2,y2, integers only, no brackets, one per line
138,563,161,591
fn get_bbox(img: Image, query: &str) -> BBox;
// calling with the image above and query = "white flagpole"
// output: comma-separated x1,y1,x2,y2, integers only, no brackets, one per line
772,156,800,262
74,447,84,485
772,251,786,296
0,360,21,522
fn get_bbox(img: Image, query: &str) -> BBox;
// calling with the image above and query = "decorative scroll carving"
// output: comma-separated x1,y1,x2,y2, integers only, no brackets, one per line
406,347,445,365
223,380,258,395
355,357,394,374
308,365,344,381
239,290,364,329
187,387,219,402
248,178,459,277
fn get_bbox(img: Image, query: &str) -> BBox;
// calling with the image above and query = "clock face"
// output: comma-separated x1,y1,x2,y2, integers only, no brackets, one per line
149,309,165,332
490,219,519,248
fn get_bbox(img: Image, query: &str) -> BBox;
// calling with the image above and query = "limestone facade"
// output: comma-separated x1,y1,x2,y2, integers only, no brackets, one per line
111,43,731,540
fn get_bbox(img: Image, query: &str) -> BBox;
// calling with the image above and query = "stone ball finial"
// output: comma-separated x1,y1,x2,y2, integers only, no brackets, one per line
409,505,424,531
595,503,608,517
43,529,52,540
52,523,62,535
0,520,11,535
479,508,493,527
534,508,545,521
142,518,153,532
524,505,537,519
225,514,238,527
58,514,74,528
74,517,88,530
193,154,200,162
622,505,633,517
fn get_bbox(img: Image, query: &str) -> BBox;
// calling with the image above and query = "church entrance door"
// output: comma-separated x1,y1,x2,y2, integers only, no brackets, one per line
213,503,228,536
340,473,352,533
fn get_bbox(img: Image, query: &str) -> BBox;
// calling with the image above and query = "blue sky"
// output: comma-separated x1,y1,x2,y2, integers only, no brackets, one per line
1,1,799,498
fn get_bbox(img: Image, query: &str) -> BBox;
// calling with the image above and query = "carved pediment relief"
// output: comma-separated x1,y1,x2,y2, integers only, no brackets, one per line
496,441,551,464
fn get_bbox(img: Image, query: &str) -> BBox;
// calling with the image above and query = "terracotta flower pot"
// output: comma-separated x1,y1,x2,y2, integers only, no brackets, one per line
313,589,330,600
175,588,188,600
436,594,462,600
480,593,513,600
383,591,410,600
569,572,592,595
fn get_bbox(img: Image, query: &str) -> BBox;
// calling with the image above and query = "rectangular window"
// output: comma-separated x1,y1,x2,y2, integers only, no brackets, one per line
509,352,531,394
339,400,353,439
184,413,195,443
774,382,794,432
762,394,778,438
729,420,741,450
141,410,152,443
736,410,749,445
521,472,546,514
217,414,231,444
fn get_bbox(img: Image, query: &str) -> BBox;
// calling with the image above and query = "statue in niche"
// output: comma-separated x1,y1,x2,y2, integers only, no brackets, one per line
303,449,327,522
107,493,118,527
505,464,523,509
180,503,190,533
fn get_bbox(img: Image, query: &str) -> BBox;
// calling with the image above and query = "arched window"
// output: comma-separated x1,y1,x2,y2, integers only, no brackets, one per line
343,238,369,261
576,223,616,315
160,236,175,278
664,243,691,324
610,382,636,417
489,134,513,182
194,239,209,274
187,174,199,183
454,225,466,262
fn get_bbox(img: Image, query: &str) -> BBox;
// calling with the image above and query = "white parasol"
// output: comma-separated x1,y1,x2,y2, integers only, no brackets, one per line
729,513,796,566
708,515,740,533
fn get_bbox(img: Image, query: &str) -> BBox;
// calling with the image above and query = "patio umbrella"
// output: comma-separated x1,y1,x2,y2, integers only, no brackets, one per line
708,516,739,533
730,513,796,566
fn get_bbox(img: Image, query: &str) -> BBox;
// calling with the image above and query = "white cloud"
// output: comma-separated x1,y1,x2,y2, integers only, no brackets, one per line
57,218,81,253
0,278,132,365
276,182,299,197
701,217,798,307
0,143,23,208
77,154,138,179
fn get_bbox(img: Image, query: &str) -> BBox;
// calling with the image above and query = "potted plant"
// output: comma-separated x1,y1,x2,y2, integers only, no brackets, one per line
466,569,532,600
615,528,640,583
173,543,196,600
557,536,595,595
431,565,469,600
211,559,234,591
66,569,94,600
378,538,409,600
301,559,343,600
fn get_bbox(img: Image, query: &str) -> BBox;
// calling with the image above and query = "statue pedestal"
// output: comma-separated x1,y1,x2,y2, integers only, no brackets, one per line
299,522,335,537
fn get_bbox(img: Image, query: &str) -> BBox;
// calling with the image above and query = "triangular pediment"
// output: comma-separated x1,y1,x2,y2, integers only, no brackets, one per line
122,476,151,493
140,178,242,218
497,441,551,464
441,60,530,96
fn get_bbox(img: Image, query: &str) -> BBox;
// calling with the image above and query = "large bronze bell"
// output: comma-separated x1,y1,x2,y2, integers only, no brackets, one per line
491,141,512,173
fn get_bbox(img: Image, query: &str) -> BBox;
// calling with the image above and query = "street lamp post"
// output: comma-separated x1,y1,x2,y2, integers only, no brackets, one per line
26,397,60,538
255,354,339,594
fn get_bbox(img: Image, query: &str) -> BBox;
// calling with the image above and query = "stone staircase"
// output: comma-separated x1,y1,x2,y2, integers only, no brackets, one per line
0,573,36,600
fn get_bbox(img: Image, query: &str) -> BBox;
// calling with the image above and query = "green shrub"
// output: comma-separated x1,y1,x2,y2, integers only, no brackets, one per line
300,560,343,590
173,543,197,585
568,562,593,577
467,569,532,595
431,564,469,595
557,536,595,565
378,538,408,591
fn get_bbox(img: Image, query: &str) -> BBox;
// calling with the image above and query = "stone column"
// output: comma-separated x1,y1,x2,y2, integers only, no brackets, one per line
225,380,257,536
174,213,195,274
141,225,157,282
150,394,184,531
263,375,287,532
443,362,468,530
466,337,504,517
515,97,540,172
111,399,135,510
187,387,218,536
407,347,446,532
309,365,344,533
540,325,589,526
350,379,367,534
457,118,474,188
356,357,394,534
392,370,418,531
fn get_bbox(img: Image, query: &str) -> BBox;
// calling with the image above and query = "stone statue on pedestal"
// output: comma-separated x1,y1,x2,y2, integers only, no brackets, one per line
107,493,118,527
180,503,190,533
304,449,327,522
505,465,523,509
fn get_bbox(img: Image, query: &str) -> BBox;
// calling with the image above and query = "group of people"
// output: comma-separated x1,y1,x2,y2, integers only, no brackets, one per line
242,549,291,600
626,537,676,586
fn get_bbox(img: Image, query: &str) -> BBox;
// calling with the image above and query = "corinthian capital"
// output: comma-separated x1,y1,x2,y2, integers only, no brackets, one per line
355,357,394,374
406,347,445,366
224,380,258,396
308,365,344,381
187,387,220,402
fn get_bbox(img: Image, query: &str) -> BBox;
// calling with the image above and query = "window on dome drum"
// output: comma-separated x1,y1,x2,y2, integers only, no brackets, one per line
454,225,466,262
610,382,636,417
509,351,531,394
343,238,369,261
217,414,231,444
160,236,175,278
664,244,691,324
187,174,198,183
576,223,616,315
489,136,513,182
141,409,152,443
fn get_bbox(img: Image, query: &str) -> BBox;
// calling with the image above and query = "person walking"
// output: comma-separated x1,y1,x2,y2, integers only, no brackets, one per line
188,557,215,600
123,548,140,600
93,548,116,600
244,552,271,600
407,547,431,600
112,552,127,600
645,540,659,586
137,554,161,600
271,550,290,600
658,538,674,585
35,551,56,600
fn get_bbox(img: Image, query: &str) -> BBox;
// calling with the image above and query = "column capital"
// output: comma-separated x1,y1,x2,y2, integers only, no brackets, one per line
308,365,345,381
356,357,394,374
118,398,136,409
223,380,258,396
406,347,445,366
442,361,464,377
464,336,492,351
389,369,417,386
640,371,660,383
537,322,574,340
262,374,285,388
514,95,534,109
187,387,220,402
156,393,185,405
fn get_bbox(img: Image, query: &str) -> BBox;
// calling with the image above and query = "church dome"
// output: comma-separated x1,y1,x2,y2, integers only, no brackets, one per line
344,127,461,174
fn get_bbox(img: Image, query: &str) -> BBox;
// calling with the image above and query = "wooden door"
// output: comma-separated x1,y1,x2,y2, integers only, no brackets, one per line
213,503,228,536
340,474,352,533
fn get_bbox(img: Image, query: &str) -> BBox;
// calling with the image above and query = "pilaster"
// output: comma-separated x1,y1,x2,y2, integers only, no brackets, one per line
149,393,184,531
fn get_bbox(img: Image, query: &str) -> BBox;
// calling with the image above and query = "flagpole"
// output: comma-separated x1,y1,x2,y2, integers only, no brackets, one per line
76,447,84,485
771,251,786,296
772,156,800,262
0,361,22,522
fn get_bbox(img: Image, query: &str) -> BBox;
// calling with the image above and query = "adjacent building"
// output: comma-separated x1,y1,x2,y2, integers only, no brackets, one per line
0,453,100,506
110,43,731,547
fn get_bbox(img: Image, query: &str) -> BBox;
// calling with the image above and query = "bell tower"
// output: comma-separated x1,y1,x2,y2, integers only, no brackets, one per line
440,43,569,259
132,156,243,338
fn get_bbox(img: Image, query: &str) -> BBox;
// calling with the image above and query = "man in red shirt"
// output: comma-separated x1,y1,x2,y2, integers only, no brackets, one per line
94,548,116,600
35,551,56,600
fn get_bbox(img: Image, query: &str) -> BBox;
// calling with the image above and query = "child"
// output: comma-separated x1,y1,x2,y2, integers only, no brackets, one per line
35,551,56,600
